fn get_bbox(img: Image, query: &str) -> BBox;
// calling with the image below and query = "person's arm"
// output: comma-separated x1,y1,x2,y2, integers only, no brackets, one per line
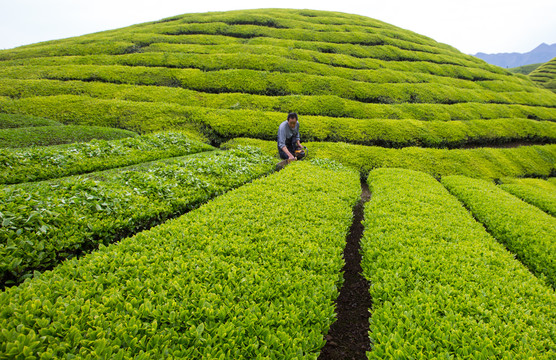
281,146,295,160
295,123,302,149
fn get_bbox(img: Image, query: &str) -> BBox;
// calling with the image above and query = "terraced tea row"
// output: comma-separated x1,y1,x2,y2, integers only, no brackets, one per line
2,92,554,149
0,160,360,359
498,177,556,216
0,113,62,128
1,65,552,106
0,131,213,184
0,52,537,91
362,168,556,358
0,146,274,287
0,125,138,148
225,138,556,179
443,176,556,288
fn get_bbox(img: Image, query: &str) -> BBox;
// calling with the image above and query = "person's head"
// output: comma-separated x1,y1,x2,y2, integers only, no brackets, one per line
287,112,298,129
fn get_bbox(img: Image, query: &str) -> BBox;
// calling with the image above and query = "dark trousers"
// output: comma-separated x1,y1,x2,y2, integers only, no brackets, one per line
278,138,296,160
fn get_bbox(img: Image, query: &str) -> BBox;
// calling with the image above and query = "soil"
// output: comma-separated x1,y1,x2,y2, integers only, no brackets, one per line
318,178,372,360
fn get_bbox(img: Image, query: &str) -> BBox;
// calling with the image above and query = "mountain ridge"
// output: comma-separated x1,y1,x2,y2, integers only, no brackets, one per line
474,43,556,68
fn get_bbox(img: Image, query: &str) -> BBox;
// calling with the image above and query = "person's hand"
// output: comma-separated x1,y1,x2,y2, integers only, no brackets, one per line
288,154,296,161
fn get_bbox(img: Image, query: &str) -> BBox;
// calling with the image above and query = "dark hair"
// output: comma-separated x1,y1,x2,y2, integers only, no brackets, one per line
287,112,298,120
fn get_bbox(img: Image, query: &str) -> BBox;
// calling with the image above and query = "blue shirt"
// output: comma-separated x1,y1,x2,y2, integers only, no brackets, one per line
277,120,300,149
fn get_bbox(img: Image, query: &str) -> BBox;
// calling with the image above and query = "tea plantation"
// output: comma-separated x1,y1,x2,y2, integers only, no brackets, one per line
0,8,555,359
530,56,556,93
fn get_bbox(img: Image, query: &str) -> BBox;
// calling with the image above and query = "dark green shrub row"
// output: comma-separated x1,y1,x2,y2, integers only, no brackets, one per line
0,113,61,129
442,175,556,288
498,177,556,216
0,125,137,148
223,138,556,179
0,160,360,359
361,168,556,359
0,147,274,287
1,64,553,106
0,131,214,184
3,79,555,122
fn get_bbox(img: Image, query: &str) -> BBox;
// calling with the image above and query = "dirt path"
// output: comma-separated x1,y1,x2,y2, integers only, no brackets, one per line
318,178,372,360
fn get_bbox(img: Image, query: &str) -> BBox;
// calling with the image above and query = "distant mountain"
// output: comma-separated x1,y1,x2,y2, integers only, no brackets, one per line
473,43,556,68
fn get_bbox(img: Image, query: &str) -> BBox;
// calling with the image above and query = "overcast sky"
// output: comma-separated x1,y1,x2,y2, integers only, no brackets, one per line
0,0,554,54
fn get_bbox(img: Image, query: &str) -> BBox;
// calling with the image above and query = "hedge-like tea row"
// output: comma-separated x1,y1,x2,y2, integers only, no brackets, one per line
193,111,556,148
2,52,531,92
224,138,556,179
442,175,556,287
0,113,61,129
361,168,556,359
530,57,556,92
498,177,556,216
0,160,360,359
0,131,214,184
0,147,274,287
2,65,554,106
1,93,555,150
2,79,555,122
143,42,511,81
0,125,138,148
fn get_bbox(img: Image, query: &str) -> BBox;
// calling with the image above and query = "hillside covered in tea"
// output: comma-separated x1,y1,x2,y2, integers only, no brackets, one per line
1,9,556,360
530,56,556,93
0,8,555,179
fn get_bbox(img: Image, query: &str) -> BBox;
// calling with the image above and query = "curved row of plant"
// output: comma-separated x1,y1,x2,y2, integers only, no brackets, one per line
442,176,556,288
0,125,138,148
0,131,213,184
497,177,556,216
141,41,514,81
0,9,487,69
224,138,556,179
3,79,555,122
530,57,556,92
0,146,274,288
1,94,555,150
0,160,361,359
0,113,61,129
193,111,556,148
1,65,553,107
134,21,496,70
361,168,556,359
1,52,536,93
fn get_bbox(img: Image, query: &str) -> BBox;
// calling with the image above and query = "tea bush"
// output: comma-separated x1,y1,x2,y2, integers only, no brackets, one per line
0,146,274,287
361,168,556,358
0,131,214,184
0,113,61,129
224,138,556,179
0,160,360,359
0,125,138,148
498,177,556,216
442,175,556,287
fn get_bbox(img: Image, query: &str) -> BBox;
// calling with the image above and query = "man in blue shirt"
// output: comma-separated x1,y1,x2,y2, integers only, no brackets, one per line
277,112,303,160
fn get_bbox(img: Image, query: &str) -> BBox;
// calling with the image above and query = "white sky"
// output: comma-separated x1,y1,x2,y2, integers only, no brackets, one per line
0,0,554,54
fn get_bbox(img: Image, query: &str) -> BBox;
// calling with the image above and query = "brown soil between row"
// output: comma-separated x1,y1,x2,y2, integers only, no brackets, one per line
318,178,372,360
